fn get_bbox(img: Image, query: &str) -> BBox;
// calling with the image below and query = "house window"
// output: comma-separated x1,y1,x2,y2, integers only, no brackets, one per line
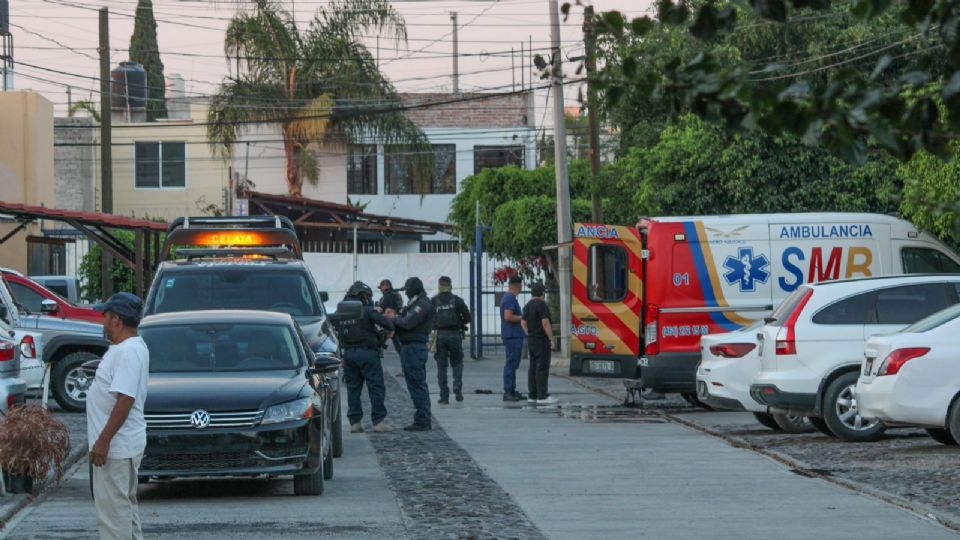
135,141,186,189
347,144,377,195
473,145,524,174
385,144,456,194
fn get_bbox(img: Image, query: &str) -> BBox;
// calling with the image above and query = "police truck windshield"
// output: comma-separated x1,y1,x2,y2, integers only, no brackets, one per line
148,269,322,317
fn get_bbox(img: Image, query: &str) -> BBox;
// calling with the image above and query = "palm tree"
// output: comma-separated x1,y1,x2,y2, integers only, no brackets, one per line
208,0,430,197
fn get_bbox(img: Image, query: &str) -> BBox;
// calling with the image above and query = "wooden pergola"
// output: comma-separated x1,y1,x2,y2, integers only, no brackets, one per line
0,200,166,297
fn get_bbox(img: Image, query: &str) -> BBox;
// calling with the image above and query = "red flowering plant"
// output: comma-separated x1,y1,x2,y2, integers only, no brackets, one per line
492,256,548,286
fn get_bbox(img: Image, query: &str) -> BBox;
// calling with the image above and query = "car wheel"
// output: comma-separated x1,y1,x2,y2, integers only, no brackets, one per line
752,412,782,431
332,404,343,458
808,416,836,437
52,351,100,412
680,393,713,410
823,372,885,443
948,398,960,445
293,464,325,496
323,441,334,480
772,413,814,434
925,428,958,446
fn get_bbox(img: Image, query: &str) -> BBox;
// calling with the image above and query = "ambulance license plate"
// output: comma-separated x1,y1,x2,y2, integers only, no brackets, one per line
589,360,616,375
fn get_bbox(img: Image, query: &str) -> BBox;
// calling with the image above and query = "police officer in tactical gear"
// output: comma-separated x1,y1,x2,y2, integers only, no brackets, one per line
431,276,471,404
340,281,395,433
388,277,435,431
378,279,404,354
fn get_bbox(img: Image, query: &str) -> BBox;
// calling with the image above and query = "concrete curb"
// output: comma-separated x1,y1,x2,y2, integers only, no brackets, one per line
559,373,960,534
0,444,86,531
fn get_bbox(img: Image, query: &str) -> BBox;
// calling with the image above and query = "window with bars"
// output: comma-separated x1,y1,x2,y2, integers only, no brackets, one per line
473,145,524,174
135,141,186,189
347,144,378,195
385,144,456,194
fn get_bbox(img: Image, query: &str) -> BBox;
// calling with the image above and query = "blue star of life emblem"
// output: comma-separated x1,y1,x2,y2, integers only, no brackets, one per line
723,247,770,292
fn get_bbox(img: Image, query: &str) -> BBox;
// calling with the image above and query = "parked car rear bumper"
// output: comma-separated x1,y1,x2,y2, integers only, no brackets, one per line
750,384,817,416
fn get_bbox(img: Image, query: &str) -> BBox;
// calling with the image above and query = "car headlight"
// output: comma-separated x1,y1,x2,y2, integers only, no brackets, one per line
262,397,313,425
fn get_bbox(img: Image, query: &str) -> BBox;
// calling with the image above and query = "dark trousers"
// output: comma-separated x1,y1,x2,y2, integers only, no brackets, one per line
527,336,551,400
391,334,403,355
434,331,463,400
400,342,431,427
502,337,524,392
343,348,387,425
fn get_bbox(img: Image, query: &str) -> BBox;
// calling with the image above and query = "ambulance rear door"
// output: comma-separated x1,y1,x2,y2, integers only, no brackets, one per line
569,223,644,378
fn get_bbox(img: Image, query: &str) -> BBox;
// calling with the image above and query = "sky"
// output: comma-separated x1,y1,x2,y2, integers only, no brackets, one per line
6,0,652,123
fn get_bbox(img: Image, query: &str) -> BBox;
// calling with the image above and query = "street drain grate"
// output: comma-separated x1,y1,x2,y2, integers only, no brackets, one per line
542,403,668,424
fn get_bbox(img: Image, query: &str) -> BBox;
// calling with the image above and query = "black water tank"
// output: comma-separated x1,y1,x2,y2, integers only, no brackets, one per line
111,61,148,113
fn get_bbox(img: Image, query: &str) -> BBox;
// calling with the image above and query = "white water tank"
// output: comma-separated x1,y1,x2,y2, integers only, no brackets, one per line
165,73,189,119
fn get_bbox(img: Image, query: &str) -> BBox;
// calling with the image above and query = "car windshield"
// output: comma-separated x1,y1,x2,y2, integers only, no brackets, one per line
903,303,960,333
141,323,303,372
149,268,321,317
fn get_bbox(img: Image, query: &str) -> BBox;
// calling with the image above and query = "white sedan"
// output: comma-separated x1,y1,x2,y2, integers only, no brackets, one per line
697,322,810,433
857,303,960,445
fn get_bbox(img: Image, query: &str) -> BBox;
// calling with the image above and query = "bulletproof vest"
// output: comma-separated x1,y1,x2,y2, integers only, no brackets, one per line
338,307,381,348
433,293,462,329
397,295,434,342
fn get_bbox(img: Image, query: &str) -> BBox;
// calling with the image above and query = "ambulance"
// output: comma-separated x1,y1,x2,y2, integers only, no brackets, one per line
568,213,960,396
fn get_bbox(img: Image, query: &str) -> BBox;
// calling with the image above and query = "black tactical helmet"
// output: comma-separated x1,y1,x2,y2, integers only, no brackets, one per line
346,281,374,300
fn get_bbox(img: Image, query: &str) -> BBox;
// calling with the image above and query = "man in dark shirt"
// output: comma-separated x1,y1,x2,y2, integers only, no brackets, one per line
522,282,556,404
431,276,471,404
500,276,525,402
388,277,435,431
378,279,404,354
339,281,395,433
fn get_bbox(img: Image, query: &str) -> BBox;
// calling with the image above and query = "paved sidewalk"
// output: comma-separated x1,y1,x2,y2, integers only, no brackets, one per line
418,351,958,540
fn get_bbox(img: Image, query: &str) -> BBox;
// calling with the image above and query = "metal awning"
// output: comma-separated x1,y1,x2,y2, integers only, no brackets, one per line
0,200,167,297
243,190,453,236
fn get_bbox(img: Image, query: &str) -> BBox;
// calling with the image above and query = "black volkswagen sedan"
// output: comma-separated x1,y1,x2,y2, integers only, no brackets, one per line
138,310,335,496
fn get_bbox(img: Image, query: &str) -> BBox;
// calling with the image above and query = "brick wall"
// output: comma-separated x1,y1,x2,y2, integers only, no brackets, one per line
400,92,533,129
54,117,96,212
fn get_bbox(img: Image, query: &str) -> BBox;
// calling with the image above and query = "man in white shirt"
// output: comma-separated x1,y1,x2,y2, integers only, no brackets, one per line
87,292,149,540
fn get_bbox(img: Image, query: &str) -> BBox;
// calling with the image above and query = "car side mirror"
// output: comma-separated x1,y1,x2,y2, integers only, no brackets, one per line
41,299,60,315
309,354,340,376
319,291,330,303
328,300,362,323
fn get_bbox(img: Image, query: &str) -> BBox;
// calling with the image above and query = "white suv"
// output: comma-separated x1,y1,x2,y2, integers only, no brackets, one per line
750,275,960,442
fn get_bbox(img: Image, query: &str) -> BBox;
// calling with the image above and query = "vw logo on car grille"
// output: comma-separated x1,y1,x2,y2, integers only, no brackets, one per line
190,410,211,429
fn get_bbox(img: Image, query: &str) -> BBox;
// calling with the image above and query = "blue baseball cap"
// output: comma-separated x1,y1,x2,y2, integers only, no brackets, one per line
93,292,144,321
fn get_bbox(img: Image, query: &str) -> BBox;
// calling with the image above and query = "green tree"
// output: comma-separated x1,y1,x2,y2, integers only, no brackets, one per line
617,114,901,217
586,0,960,164
129,0,168,122
78,232,137,303
208,0,429,197
899,146,960,249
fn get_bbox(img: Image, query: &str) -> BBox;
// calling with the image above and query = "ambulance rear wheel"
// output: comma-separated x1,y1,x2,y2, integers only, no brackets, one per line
680,393,713,410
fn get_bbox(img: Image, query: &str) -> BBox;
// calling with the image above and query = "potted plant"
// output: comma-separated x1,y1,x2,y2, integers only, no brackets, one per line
0,406,70,494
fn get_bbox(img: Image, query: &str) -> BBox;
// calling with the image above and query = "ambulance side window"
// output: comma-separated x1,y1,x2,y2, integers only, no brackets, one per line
901,247,960,273
588,244,628,302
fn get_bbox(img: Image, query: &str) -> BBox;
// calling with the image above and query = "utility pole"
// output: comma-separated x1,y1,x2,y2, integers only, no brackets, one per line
99,8,112,214
548,0,572,360
520,41,525,90
450,12,459,94
584,5,602,223
511,47,516,91
99,7,114,299
66,86,72,111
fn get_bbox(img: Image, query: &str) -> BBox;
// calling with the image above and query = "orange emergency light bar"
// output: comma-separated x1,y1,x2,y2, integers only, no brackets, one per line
192,231,268,246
